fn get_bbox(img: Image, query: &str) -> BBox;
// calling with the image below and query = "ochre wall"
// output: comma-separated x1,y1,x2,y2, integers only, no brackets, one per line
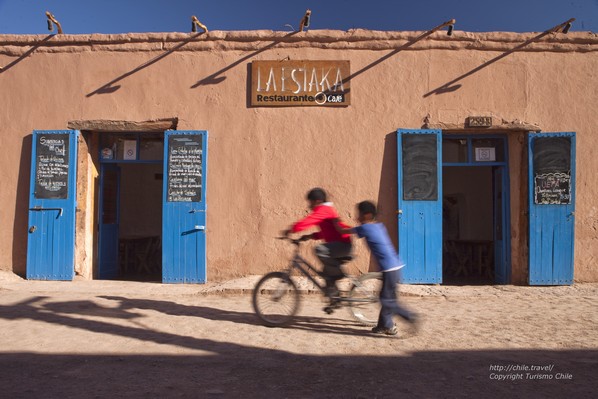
0,30,596,282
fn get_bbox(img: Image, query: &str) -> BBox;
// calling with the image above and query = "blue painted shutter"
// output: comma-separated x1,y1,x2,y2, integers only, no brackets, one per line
397,129,442,283
528,132,575,285
162,131,208,283
26,130,79,280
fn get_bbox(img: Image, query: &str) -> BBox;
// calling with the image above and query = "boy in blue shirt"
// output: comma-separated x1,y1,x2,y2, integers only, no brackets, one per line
336,201,419,336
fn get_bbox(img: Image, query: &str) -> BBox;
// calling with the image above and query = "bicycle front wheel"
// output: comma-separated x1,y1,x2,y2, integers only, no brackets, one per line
252,272,300,327
349,272,382,326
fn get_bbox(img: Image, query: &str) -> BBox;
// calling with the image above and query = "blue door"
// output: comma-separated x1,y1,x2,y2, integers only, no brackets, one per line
397,129,442,283
162,131,208,283
528,132,576,285
26,130,79,280
98,163,121,279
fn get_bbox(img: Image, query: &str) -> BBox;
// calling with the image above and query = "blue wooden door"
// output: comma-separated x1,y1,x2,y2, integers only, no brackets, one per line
26,130,79,280
528,132,576,285
162,131,208,283
397,129,442,283
98,163,121,279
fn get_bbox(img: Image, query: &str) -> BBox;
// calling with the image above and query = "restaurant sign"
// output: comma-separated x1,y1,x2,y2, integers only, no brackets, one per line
250,60,350,107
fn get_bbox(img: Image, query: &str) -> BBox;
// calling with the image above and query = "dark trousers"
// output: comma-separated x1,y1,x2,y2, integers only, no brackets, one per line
378,268,414,329
315,241,352,291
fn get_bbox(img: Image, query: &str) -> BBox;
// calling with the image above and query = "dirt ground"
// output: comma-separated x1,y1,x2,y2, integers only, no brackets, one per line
0,273,597,398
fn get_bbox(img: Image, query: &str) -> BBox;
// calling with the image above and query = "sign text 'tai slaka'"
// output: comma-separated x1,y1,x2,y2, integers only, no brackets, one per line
251,60,350,107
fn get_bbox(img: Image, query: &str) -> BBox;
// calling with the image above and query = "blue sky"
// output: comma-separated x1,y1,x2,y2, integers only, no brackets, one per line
0,0,596,34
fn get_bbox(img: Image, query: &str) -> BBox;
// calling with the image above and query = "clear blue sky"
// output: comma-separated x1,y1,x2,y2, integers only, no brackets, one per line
0,0,596,34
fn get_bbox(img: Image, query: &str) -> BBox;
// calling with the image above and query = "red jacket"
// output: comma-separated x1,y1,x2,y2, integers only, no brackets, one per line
291,203,352,243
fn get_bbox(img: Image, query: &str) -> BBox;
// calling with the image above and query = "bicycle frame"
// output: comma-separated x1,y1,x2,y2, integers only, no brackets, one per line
285,250,329,294
282,240,367,301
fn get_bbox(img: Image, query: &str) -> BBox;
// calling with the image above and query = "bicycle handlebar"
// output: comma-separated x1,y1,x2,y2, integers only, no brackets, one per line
276,236,310,245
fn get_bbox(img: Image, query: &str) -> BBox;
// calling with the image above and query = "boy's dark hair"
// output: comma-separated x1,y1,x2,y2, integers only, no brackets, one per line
306,187,327,202
357,200,377,217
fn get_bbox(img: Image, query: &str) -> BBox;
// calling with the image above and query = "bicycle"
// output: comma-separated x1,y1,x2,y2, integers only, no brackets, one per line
252,236,383,327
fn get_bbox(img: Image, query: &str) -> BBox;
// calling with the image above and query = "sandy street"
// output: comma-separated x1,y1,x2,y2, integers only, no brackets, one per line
0,276,596,398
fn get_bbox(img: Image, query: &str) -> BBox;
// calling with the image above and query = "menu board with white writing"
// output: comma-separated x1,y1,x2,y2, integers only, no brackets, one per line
167,135,202,202
534,172,571,204
533,136,572,205
34,134,70,199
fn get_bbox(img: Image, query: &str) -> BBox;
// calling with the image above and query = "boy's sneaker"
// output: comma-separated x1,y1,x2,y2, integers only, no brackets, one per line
371,325,398,336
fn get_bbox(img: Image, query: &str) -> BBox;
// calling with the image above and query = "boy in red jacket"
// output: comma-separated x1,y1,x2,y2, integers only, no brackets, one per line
283,188,352,297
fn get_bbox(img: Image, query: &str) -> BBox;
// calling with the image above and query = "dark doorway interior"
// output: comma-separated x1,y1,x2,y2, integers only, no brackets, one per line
118,163,163,281
442,166,495,285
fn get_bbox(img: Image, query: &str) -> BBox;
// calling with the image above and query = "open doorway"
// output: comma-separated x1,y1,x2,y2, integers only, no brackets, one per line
441,135,510,285
118,163,163,280
443,166,494,284
97,132,163,281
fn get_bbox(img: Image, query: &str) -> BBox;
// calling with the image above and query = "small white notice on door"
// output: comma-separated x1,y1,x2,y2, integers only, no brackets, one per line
475,147,495,162
123,140,137,160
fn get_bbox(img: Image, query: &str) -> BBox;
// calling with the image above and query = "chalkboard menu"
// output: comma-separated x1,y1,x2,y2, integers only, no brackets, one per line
167,135,202,202
402,134,438,201
34,134,70,199
533,137,572,205
533,137,571,175
534,172,571,204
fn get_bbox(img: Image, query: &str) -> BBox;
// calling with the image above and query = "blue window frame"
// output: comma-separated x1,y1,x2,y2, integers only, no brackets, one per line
99,132,164,164
442,135,508,167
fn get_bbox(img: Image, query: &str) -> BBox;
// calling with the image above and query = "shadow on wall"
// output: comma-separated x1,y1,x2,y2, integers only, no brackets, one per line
85,31,298,96
423,28,561,98
376,132,399,255
0,35,54,74
12,135,32,277
0,296,595,397
192,31,298,88
86,32,207,97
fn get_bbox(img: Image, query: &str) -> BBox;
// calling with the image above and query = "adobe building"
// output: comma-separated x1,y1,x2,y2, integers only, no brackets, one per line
0,27,596,285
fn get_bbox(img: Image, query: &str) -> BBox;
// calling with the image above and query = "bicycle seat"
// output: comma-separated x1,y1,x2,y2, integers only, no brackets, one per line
337,255,353,263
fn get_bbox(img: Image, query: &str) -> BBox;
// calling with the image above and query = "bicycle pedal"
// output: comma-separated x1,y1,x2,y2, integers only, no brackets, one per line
328,299,342,308
323,306,335,314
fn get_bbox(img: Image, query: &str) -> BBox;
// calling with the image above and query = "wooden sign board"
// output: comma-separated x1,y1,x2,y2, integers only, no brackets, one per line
534,172,571,204
251,60,351,107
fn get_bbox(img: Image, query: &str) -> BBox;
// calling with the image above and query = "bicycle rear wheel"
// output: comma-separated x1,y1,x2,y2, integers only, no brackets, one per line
349,272,382,326
252,272,300,327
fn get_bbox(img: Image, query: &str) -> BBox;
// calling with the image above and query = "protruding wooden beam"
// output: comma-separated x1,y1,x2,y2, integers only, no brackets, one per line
67,118,179,132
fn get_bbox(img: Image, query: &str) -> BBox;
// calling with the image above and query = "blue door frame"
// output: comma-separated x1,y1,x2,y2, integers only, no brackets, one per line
528,132,576,285
442,134,511,284
97,133,162,279
397,131,512,284
27,130,79,280
162,130,208,283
